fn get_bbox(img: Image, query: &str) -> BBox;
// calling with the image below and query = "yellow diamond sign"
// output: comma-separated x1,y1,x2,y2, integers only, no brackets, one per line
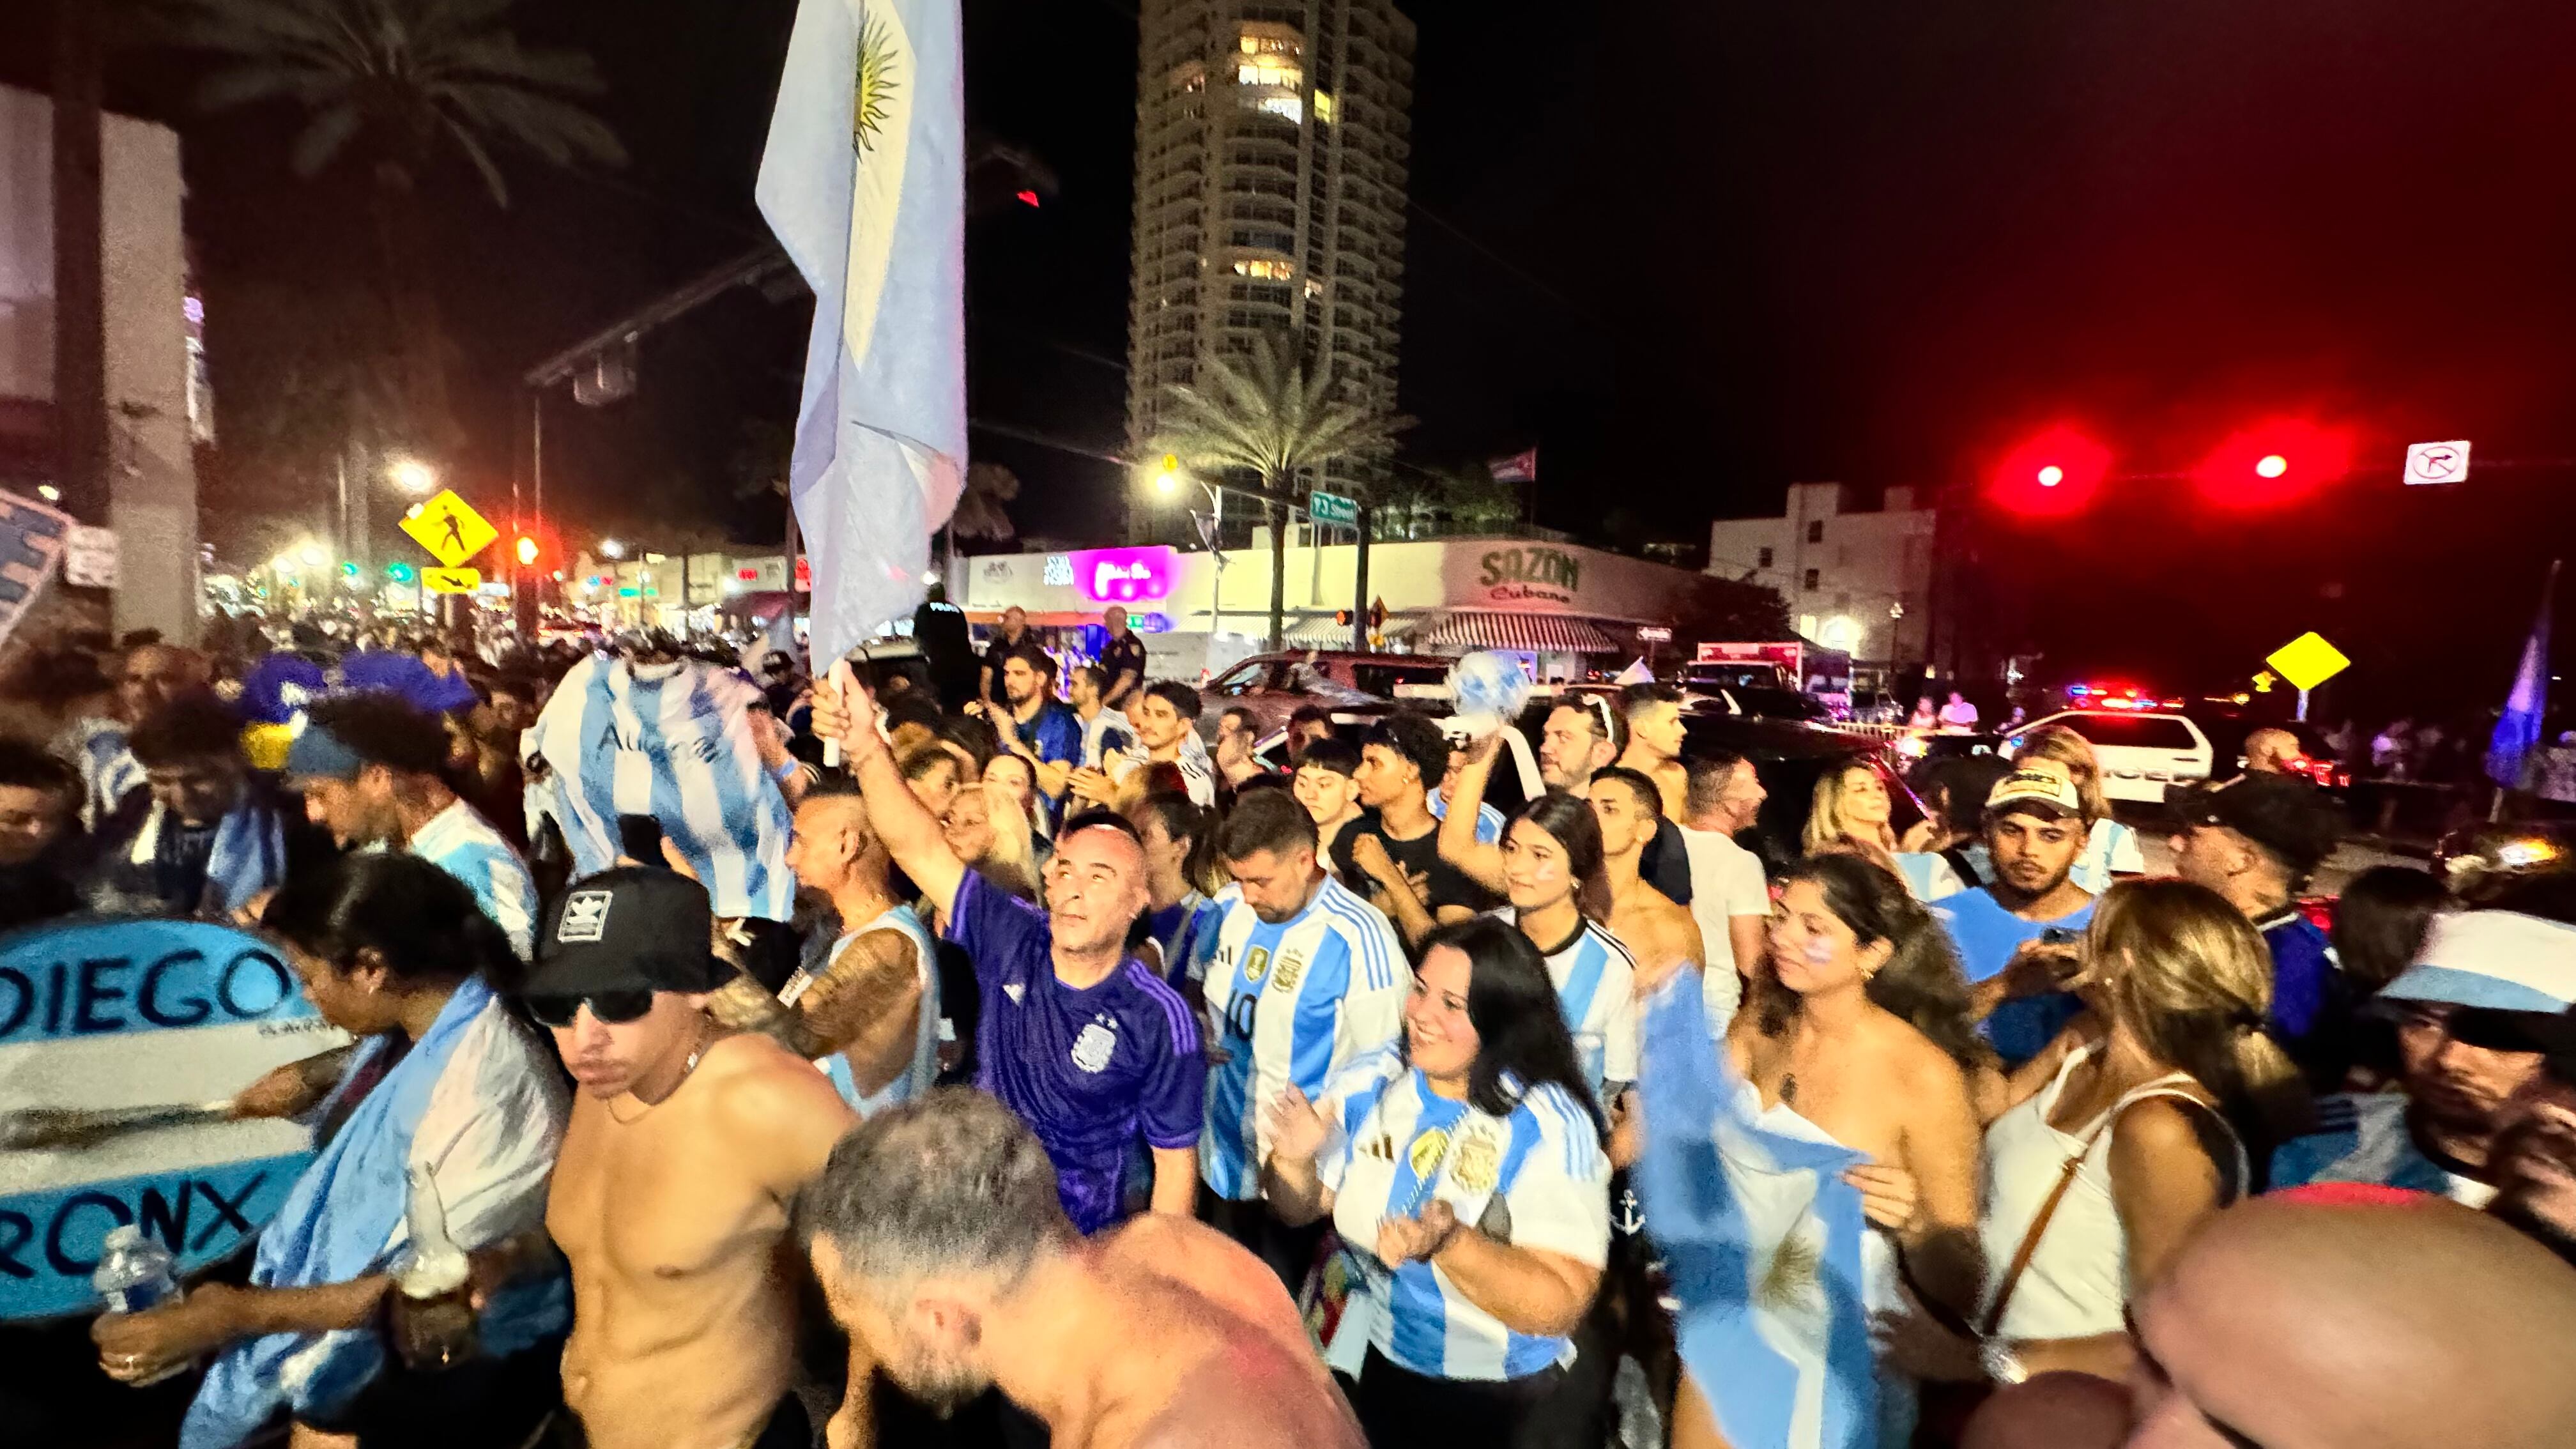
2266,632,2350,693
400,489,497,569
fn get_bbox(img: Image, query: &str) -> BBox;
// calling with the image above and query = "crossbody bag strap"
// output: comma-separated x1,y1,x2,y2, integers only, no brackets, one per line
1976,1115,2110,1339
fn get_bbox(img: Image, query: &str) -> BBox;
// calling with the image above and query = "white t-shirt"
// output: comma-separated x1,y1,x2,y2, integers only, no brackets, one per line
1938,700,1980,728
1678,825,1766,1037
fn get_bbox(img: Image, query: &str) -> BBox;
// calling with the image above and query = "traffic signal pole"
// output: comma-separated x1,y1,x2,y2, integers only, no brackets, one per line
1352,502,1372,652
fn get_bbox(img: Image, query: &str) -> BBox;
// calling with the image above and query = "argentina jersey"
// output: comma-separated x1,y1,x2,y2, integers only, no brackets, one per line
786,904,941,1119
1317,1046,1613,1381
523,653,794,919
407,799,540,958
1514,913,1640,1101
1199,876,1407,1200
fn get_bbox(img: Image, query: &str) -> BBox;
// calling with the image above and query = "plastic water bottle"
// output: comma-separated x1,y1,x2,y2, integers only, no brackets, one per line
94,1225,190,1385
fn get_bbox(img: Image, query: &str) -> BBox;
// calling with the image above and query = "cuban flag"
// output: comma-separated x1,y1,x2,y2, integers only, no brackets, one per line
1487,447,1538,485
2487,560,2561,790
756,0,967,666
1635,978,1878,1449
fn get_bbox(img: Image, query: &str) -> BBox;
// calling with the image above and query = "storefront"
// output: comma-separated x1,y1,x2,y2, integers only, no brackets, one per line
951,533,1752,682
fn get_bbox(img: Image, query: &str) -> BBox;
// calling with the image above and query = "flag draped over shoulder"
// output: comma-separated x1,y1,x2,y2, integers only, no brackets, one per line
756,0,967,666
1636,977,1879,1449
2487,560,2560,790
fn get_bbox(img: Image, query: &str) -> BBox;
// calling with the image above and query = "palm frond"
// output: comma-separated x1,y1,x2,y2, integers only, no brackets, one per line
288,100,365,176
441,116,511,205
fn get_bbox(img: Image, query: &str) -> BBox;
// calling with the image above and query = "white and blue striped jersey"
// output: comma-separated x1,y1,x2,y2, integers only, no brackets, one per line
1199,875,1407,1200
786,903,941,1118
1427,786,1506,845
1317,1047,1612,1381
1510,912,1639,1101
521,652,794,919
408,799,540,958
65,717,144,829
1110,737,1216,808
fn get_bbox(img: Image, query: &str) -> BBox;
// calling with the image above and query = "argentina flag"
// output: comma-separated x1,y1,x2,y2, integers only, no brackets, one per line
2487,560,2560,790
756,0,967,666
1636,978,1879,1449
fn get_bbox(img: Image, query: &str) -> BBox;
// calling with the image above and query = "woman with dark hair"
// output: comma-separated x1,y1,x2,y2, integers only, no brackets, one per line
1668,852,1988,1449
93,853,569,1446
1265,916,1613,1446
1130,788,1226,988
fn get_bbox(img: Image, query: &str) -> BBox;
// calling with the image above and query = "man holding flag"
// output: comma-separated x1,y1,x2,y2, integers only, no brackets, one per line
757,0,968,670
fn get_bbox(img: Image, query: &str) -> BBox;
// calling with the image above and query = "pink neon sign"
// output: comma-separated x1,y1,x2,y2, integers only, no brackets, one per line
1068,546,1176,604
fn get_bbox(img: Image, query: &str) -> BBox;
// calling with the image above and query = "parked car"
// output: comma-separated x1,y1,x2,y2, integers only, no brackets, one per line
2003,709,2216,804
1198,651,1455,738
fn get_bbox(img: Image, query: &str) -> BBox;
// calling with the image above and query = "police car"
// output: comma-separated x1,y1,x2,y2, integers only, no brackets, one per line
2004,707,2215,804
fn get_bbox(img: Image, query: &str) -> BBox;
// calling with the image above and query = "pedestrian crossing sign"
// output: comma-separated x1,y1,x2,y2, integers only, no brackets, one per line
422,567,483,595
400,489,497,569
2266,632,2350,693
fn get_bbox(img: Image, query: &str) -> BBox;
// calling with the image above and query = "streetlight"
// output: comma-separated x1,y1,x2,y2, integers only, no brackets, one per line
388,457,438,496
299,544,327,568
36,484,60,503
599,539,627,559
1152,453,1183,495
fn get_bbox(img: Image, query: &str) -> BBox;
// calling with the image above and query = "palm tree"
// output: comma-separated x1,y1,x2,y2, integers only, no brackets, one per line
167,0,625,454
1156,332,1406,648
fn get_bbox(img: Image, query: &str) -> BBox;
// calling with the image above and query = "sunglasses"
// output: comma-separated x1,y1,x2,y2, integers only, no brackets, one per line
523,991,656,1029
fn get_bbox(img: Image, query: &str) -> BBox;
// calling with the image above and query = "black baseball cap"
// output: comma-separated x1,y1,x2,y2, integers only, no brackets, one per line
521,866,734,999
2174,773,2346,877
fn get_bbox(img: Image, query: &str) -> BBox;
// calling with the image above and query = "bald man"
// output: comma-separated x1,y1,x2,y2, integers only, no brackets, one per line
2122,1193,2576,1448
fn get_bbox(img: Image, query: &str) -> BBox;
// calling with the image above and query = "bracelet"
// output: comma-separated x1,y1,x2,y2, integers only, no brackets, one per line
772,758,804,783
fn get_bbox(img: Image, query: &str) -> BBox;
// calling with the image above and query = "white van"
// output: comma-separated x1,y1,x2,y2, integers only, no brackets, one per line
2005,710,2214,804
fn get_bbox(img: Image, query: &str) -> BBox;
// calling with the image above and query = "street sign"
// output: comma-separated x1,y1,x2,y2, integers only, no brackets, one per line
2404,440,2471,487
399,489,497,569
1309,491,1359,528
422,567,482,595
1636,625,1674,642
2266,632,2350,692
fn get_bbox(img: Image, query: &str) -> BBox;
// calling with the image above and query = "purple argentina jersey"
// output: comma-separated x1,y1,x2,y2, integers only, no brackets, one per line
945,871,1206,1231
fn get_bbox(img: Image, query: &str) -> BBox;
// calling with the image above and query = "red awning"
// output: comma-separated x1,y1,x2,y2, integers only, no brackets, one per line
1418,610,1625,654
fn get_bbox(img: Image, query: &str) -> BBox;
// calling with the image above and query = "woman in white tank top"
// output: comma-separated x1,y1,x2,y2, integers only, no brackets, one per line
1940,879,2307,1386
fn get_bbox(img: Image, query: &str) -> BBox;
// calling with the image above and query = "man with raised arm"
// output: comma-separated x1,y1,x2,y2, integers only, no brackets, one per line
815,663,1208,1231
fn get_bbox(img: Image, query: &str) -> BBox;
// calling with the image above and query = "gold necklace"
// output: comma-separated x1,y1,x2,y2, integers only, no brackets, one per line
606,1022,712,1125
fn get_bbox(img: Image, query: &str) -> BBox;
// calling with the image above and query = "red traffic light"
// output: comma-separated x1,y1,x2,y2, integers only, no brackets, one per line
1015,188,1040,208
516,535,541,566
1989,424,2112,518
2193,418,2354,508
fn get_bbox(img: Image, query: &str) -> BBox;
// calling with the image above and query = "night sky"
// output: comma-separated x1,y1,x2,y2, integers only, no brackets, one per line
13,0,2576,713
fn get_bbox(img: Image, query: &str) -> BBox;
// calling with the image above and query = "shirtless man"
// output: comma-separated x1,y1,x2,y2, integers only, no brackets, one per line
526,865,859,1449
1587,765,1706,995
800,1087,1364,1449
1614,684,1690,819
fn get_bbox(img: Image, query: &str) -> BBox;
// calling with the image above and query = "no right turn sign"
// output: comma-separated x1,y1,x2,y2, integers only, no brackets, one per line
2404,440,2471,486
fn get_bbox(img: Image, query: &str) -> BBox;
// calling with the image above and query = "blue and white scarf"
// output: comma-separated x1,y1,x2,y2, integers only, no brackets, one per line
180,977,564,1446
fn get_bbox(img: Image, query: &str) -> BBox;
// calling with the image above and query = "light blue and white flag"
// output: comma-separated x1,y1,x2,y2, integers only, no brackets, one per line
2487,559,2561,790
1636,978,1878,1449
756,0,967,666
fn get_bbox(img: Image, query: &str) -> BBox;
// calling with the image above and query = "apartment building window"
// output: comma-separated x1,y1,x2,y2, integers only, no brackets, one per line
1802,568,1820,592
1805,520,1824,544
1757,546,1774,568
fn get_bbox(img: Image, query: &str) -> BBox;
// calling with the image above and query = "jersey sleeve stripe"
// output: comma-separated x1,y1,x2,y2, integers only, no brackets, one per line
1128,962,1203,1054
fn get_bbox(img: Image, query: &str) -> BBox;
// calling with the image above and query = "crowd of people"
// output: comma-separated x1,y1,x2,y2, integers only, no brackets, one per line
4,613,2576,1449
